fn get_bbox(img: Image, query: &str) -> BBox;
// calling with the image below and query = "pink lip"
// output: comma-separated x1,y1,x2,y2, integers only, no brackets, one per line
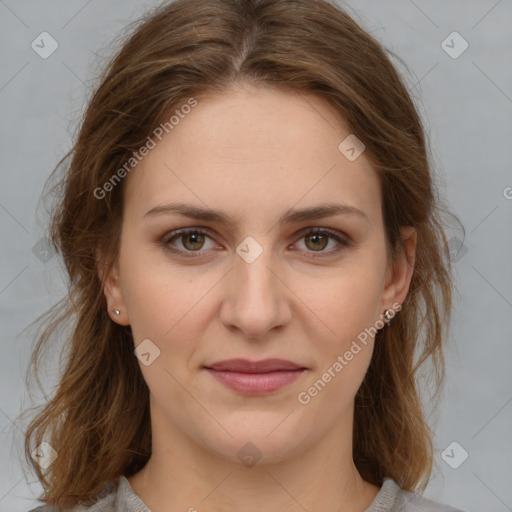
204,358,306,395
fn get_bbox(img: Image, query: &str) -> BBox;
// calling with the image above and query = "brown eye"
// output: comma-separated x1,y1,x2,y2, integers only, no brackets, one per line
162,226,350,259
163,228,218,256
181,232,206,251
304,233,329,251
293,228,351,258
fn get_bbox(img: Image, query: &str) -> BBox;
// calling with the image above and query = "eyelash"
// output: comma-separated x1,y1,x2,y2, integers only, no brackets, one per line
161,227,352,259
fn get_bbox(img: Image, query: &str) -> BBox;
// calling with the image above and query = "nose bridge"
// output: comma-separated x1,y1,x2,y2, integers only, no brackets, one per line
220,235,291,337
237,247,276,298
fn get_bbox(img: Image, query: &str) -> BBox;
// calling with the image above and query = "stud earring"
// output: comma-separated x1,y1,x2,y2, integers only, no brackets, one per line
383,309,394,324
112,309,121,316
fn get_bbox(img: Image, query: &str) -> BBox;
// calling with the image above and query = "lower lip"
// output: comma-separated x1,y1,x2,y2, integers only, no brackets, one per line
205,369,305,395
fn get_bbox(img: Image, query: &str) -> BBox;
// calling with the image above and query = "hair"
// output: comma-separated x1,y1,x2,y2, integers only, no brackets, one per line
21,0,456,507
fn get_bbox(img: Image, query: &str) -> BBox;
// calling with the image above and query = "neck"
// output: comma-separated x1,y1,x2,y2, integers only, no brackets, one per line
128,405,380,512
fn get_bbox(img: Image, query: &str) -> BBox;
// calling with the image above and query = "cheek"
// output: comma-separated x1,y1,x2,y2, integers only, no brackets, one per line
297,258,385,351
118,239,216,369
291,252,387,413
117,238,180,342
294,270,382,415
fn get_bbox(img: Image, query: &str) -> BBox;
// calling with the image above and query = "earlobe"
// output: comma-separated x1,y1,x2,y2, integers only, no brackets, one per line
96,249,130,326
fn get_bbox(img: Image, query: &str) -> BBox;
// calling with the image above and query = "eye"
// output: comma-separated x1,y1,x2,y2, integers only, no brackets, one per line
163,228,218,257
161,226,351,258
292,227,351,258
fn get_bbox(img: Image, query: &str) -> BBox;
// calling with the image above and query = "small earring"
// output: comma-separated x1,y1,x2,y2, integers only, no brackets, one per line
112,309,121,316
383,309,394,324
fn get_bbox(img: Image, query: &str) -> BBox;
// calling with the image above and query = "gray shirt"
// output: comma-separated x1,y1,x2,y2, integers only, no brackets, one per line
29,476,466,511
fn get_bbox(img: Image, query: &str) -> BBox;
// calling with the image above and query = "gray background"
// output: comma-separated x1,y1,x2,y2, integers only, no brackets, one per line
1,1,511,511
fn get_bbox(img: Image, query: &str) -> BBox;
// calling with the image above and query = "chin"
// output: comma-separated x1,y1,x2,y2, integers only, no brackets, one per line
195,412,315,467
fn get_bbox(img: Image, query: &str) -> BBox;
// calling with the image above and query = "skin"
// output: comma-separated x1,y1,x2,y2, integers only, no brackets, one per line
102,83,416,512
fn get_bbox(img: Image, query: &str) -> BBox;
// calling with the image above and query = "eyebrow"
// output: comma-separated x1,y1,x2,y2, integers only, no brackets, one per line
143,201,369,226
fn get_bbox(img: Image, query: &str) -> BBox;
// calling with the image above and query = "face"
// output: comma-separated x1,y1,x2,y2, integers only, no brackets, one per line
103,84,415,466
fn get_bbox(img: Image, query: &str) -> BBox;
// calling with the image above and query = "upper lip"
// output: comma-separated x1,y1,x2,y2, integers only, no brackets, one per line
204,358,305,373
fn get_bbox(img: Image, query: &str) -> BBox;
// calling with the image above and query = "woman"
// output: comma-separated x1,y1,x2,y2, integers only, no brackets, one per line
25,0,465,510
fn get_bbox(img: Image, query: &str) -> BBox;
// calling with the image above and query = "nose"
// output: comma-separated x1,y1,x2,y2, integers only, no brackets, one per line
219,246,293,340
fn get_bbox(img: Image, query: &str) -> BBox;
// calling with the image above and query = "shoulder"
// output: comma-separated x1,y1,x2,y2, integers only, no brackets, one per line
396,488,467,512
367,478,467,512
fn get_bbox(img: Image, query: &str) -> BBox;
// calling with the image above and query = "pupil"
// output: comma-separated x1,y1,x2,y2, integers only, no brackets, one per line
307,233,327,251
185,233,203,250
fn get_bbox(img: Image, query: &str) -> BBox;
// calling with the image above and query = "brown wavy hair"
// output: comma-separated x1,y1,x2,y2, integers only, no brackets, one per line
21,0,456,507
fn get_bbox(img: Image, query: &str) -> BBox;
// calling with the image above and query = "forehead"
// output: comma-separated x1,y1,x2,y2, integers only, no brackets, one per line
123,85,382,226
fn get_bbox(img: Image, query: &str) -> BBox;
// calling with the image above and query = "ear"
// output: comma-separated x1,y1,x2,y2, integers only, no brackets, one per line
96,248,130,326
380,226,417,310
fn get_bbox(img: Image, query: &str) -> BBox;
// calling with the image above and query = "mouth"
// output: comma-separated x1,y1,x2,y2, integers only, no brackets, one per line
203,358,307,395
